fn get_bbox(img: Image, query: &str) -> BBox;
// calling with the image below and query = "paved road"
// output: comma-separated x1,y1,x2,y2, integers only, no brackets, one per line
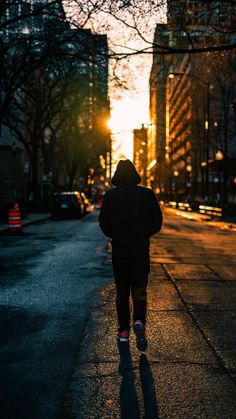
1,209,236,419
0,211,112,419
68,210,236,419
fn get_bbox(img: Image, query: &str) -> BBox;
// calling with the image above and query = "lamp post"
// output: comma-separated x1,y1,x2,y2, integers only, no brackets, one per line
205,83,210,204
165,76,173,200
173,169,179,202
186,164,192,201
168,72,210,203
215,150,224,206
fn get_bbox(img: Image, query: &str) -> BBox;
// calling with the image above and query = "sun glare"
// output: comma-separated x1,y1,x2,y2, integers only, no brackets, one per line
109,97,149,162
64,1,166,169
109,98,148,132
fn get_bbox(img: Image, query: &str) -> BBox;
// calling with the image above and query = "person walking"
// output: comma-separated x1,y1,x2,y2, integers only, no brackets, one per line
99,159,162,351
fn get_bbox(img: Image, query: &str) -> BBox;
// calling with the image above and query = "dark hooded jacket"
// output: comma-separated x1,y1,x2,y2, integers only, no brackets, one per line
99,160,162,269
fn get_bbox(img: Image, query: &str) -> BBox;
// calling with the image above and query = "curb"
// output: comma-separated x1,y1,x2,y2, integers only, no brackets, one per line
0,215,51,235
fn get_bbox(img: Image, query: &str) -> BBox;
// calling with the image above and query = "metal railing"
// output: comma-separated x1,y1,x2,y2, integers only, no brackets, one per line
165,201,222,219
198,205,222,218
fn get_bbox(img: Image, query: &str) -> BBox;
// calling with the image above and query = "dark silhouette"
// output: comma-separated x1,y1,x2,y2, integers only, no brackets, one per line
117,342,160,418
117,341,141,418
99,159,162,347
139,354,160,418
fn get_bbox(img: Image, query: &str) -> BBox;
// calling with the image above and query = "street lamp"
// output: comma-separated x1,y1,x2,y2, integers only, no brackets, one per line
168,72,210,203
215,150,224,206
185,164,192,201
172,169,179,202
215,150,224,161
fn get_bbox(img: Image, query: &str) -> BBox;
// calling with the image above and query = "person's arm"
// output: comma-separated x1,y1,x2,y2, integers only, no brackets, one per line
98,192,112,238
149,191,163,236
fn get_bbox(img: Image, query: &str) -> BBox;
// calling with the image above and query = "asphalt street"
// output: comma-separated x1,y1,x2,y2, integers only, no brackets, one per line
1,209,236,419
0,211,112,419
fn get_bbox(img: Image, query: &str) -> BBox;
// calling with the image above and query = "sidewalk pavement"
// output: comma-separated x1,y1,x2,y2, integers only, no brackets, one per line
163,206,236,232
0,213,51,234
66,262,236,418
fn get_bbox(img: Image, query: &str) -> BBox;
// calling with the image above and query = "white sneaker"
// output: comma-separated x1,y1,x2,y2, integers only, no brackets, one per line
117,330,129,342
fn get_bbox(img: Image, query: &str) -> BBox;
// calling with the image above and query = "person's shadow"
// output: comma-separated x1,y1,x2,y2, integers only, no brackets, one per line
139,354,160,418
118,342,159,419
118,341,140,418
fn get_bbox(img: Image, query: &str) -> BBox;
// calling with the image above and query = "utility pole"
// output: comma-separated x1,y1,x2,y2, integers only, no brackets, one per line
205,82,210,204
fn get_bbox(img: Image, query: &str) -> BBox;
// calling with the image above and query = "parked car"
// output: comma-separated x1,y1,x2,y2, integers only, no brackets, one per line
80,192,92,214
51,192,84,219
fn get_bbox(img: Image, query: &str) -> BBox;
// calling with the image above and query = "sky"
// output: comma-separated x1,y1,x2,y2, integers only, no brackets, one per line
108,63,152,162
65,1,166,163
102,3,166,163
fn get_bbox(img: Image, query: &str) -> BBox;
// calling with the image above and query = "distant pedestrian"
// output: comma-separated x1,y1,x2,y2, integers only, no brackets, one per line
99,159,162,351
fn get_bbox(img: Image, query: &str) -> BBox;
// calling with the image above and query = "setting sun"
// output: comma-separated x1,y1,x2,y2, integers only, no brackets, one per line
109,97,149,163
109,98,149,132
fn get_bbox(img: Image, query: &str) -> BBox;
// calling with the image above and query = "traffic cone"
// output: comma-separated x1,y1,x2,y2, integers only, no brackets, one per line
8,203,22,233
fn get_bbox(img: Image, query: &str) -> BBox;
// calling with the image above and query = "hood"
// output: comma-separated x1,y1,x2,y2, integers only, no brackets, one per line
112,159,141,186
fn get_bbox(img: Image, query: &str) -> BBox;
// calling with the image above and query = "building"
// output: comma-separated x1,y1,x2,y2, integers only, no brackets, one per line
149,0,236,206
80,31,110,175
133,124,148,186
168,1,236,27
0,0,68,213
1,0,110,213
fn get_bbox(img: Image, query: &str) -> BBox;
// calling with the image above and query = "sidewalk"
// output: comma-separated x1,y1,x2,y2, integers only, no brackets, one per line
0,212,51,234
163,206,236,231
66,262,236,418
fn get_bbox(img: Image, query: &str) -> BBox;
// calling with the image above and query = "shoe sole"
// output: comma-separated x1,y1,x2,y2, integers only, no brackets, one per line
117,335,129,343
133,322,147,351
117,336,129,343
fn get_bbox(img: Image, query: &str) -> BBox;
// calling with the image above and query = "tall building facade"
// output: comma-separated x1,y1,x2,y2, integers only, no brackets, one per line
1,1,110,212
168,1,235,27
149,0,236,206
0,0,69,213
133,125,148,185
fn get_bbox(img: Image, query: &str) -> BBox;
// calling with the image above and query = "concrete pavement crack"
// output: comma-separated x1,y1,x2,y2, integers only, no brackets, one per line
206,263,225,280
162,263,236,386
75,359,222,368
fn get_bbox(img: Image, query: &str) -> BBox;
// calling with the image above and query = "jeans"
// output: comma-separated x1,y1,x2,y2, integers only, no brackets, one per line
113,265,149,332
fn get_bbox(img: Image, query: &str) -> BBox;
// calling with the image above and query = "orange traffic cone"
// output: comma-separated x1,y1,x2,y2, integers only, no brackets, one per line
8,203,22,233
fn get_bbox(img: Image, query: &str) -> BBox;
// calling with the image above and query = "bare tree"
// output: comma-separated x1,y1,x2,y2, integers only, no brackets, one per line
2,0,235,121
0,0,109,121
3,49,80,201
0,1,66,120
2,0,236,207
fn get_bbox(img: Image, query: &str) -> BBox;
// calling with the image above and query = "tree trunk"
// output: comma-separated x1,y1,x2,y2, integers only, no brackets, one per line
30,149,40,208
223,103,228,206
